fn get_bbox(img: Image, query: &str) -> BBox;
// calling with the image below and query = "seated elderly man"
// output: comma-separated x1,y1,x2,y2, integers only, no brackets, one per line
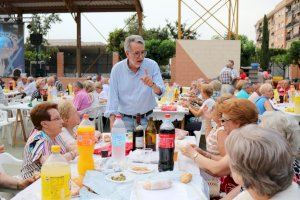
226,124,300,200
21,102,77,179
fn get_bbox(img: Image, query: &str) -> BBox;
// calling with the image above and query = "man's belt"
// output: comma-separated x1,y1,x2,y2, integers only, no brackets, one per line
121,110,153,119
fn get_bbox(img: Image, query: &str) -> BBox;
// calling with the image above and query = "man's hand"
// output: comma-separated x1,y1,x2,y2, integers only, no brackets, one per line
140,69,154,87
109,115,116,131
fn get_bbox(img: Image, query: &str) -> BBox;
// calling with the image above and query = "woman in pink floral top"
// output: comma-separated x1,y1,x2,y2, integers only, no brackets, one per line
21,102,77,179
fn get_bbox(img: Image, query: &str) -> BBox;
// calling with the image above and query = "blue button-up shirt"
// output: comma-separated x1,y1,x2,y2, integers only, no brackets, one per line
105,58,166,117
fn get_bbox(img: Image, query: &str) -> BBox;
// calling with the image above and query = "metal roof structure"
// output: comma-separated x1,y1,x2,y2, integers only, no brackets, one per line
0,0,143,14
0,0,143,77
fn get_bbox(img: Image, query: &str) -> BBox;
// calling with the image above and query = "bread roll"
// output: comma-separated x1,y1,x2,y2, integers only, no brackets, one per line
180,173,192,184
143,179,172,190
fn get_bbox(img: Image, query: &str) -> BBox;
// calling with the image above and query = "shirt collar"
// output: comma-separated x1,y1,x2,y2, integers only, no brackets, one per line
126,58,144,74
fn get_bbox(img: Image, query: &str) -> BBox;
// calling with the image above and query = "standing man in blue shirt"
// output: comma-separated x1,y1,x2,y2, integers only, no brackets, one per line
105,35,166,131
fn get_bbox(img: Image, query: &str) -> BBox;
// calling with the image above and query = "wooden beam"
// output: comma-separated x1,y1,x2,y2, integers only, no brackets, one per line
0,6,137,14
134,0,143,35
76,12,81,77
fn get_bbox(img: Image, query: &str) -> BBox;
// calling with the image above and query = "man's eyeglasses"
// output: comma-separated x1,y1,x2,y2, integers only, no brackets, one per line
221,118,232,123
129,50,147,58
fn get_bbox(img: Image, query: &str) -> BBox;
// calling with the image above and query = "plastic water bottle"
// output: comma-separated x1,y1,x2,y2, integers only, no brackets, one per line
111,114,126,164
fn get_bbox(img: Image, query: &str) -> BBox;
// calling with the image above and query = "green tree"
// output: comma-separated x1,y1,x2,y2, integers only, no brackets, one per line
145,39,175,66
239,35,256,66
270,53,289,77
165,20,199,40
25,14,61,63
260,15,270,70
106,28,128,59
106,15,178,64
287,40,300,66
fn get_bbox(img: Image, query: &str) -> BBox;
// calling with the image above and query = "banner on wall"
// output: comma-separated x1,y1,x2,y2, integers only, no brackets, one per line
0,23,24,77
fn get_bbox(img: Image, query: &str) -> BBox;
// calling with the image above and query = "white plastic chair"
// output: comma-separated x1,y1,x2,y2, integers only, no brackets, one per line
0,152,23,173
0,110,15,145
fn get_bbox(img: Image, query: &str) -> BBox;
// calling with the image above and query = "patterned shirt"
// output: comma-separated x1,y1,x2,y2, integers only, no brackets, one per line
55,80,64,92
21,130,68,179
31,89,42,101
220,66,237,84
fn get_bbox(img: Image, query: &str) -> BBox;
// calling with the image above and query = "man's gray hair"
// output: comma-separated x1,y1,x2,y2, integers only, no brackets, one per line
124,35,145,52
74,81,83,89
261,111,300,157
226,124,294,197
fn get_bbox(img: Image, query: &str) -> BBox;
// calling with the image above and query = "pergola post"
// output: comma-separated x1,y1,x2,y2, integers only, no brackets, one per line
178,0,182,39
76,12,81,77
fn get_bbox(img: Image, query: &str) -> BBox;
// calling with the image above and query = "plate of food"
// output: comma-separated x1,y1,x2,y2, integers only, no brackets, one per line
129,165,154,174
105,172,133,183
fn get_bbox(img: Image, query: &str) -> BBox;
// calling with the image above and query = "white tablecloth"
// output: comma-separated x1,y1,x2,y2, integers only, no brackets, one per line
152,106,189,122
12,136,209,200
4,91,20,97
274,103,300,122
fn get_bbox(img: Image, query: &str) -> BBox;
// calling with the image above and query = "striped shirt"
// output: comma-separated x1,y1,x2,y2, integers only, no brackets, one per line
21,130,68,179
206,126,224,155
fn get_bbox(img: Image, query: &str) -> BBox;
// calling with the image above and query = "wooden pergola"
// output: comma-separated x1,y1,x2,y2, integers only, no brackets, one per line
0,0,143,77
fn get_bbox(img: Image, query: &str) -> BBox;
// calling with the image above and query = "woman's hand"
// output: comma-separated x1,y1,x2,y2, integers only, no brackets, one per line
180,144,198,159
17,173,40,189
202,105,212,120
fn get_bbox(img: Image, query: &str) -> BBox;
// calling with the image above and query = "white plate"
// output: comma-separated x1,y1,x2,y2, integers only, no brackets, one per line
105,172,134,183
129,165,154,174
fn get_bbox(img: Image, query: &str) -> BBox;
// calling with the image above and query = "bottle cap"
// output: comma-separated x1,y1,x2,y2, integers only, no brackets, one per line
116,114,122,119
165,114,171,118
51,145,60,153
83,114,89,119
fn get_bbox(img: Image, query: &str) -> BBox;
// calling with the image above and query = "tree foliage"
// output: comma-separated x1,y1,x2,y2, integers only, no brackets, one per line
106,15,187,65
239,35,256,66
25,14,61,62
260,15,270,70
287,40,300,66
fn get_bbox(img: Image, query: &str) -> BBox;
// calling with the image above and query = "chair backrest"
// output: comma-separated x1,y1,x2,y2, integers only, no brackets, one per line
0,152,23,173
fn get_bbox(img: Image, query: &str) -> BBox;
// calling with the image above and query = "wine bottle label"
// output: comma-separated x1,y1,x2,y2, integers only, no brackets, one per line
159,134,175,148
135,136,144,148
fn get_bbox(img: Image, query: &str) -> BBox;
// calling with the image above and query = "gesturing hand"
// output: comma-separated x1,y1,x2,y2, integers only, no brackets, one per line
140,69,154,87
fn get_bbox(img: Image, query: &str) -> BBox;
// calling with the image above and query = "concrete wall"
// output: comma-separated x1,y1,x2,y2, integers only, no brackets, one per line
171,40,241,86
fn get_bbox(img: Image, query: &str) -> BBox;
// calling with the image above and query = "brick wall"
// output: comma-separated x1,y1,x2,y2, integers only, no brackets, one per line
57,52,64,77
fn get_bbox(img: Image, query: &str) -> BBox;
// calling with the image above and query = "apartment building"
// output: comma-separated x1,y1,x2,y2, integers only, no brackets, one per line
255,0,300,49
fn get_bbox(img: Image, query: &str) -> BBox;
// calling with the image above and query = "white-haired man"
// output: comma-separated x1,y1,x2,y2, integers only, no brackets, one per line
105,35,165,131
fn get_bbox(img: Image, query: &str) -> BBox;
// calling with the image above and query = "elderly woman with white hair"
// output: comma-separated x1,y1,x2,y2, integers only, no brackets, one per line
255,83,274,115
261,111,300,185
226,125,300,200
